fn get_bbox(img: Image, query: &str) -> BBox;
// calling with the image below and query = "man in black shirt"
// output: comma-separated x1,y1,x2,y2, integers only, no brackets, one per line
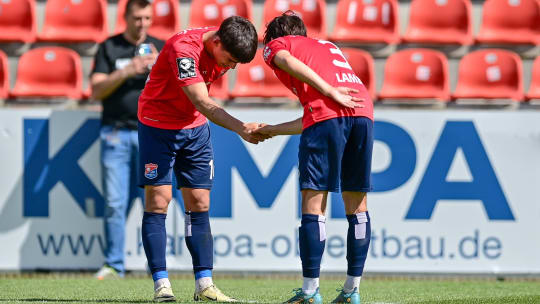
91,0,164,280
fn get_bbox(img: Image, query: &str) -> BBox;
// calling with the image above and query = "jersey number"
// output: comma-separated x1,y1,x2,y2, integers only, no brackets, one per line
317,40,353,71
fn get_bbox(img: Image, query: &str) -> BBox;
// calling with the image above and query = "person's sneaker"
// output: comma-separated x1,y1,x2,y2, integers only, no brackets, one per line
94,265,120,280
154,285,176,302
331,287,361,304
194,284,238,302
283,288,322,304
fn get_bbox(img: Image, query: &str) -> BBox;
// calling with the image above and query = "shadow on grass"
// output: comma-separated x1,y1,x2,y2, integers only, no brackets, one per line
415,295,540,304
0,299,151,303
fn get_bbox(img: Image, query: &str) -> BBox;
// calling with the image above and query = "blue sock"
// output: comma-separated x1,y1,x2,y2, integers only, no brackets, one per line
299,214,326,278
185,211,213,277
346,212,371,276
142,212,168,282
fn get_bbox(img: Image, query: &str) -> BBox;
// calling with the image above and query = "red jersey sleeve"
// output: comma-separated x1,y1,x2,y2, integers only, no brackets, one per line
263,37,290,68
168,39,204,87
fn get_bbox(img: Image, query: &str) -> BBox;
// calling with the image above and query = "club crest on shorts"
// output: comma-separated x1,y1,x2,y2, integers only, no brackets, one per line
144,163,158,179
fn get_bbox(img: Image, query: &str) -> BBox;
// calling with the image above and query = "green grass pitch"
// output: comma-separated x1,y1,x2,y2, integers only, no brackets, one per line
1,275,540,303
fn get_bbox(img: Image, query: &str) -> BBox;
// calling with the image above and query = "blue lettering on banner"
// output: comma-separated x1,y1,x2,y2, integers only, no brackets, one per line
34,228,503,260
23,119,104,217
406,121,514,220
210,126,300,217
22,118,514,222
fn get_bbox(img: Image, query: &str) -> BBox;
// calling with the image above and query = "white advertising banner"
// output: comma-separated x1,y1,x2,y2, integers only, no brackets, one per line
0,109,539,274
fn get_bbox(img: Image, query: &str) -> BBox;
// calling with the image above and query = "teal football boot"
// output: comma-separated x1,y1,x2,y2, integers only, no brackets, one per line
331,287,360,304
283,288,322,304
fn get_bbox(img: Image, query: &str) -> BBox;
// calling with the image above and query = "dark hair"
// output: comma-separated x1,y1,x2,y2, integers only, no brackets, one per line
263,11,307,45
124,0,151,18
216,16,258,63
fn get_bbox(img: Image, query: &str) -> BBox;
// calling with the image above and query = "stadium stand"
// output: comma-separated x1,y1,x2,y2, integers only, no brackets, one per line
0,0,36,43
38,0,108,43
341,48,376,101
0,0,537,106
189,0,253,28
453,49,524,102
115,0,180,41
526,56,540,101
403,0,473,45
10,47,83,100
262,0,327,40
476,0,540,45
0,50,8,100
378,48,450,102
230,48,296,100
329,0,399,44
208,73,229,101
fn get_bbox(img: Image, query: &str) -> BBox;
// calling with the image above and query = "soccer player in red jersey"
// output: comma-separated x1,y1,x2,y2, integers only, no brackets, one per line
256,12,374,304
137,16,266,302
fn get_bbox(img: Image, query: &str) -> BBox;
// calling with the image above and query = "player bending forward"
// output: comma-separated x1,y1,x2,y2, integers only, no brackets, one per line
256,12,374,304
137,16,268,302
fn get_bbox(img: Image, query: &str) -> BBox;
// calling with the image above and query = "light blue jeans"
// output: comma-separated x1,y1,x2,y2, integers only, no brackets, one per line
100,126,142,275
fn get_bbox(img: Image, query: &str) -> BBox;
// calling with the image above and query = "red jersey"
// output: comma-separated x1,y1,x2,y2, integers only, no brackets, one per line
138,27,229,130
263,36,374,129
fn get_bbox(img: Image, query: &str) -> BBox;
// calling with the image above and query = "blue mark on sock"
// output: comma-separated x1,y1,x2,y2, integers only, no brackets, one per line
152,270,169,282
195,269,212,280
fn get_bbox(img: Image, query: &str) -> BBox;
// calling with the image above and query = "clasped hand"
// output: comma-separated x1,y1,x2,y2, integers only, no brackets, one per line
238,123,275,144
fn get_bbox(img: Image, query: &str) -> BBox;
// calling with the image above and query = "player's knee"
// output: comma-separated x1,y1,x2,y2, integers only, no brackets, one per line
183,189,210,212
343,191,367,214
144,186,172,213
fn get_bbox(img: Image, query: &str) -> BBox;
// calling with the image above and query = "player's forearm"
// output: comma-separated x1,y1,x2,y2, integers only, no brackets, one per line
91,69,129,100
273,51,332,97
183,82,246,134
267,117,302,135
196,99,244,134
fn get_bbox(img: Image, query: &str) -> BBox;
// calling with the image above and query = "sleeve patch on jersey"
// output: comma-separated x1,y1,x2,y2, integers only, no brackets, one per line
176,57,196,79
263,46,272,62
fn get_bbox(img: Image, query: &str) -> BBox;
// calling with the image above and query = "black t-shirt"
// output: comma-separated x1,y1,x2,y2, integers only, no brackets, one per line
92,34,164,130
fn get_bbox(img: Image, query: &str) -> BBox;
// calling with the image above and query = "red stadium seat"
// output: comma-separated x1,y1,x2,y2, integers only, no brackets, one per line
453,49,524,101
403,0,473,45
11,47,83,99
526,56,540,100
38,0,108,43
0,50,8,100
262,0,326,40
476,0,540,45
329,0,399,44
115,0,180,41
379,49,450,101
82,85,93,100
341,48,376,101
230,49,296,99
209,73,229,100
0,0,36,43
190,0,252,28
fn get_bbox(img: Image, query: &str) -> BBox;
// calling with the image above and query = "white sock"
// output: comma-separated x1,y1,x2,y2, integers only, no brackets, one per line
196,276,213,293
154,278,171,291
343,275,361,293
302,277,319,295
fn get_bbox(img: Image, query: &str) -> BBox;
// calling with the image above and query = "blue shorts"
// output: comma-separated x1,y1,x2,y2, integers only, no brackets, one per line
138,121,214,189
299,116,373,192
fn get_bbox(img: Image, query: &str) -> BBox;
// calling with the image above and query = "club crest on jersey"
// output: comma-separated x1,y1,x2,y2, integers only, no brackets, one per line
177,57,196,79
145,163,158,179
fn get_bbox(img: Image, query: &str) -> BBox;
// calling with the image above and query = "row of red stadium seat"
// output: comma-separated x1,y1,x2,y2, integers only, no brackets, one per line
1,47,539,102
0,0,539,45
